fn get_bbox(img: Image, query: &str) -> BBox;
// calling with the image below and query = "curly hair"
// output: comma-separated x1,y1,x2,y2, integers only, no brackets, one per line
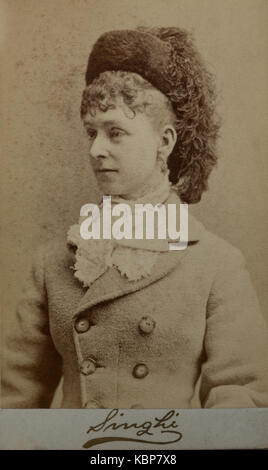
81,70,176,130
81,26,220,204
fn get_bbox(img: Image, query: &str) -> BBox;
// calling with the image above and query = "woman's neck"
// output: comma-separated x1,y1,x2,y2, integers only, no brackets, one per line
118,171,170,202
109,172,172,207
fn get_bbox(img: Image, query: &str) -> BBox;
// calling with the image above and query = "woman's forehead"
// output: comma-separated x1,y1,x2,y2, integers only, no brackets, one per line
82,106,152,129
83,106,130,126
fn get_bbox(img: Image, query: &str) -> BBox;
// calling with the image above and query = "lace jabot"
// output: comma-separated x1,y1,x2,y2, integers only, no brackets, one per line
67,175,173,287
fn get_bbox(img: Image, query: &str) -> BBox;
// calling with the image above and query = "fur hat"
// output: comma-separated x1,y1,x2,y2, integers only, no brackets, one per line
85,29,172,96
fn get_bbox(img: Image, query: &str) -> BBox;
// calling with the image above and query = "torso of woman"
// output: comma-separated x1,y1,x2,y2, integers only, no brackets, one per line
3,190,268,409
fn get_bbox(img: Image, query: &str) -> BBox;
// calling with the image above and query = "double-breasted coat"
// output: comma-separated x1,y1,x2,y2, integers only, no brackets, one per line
2,191,268,409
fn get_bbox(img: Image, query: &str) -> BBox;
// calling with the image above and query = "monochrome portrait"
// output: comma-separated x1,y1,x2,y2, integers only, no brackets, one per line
1,0,268,419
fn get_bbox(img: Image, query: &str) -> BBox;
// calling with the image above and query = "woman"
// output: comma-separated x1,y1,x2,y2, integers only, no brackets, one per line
2,27,268,409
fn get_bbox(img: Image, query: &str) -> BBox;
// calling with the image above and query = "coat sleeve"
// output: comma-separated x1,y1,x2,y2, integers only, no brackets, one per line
1,244,63,408
200,247,268,408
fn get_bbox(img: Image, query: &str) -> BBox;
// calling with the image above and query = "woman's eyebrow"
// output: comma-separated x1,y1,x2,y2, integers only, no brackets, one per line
83,120,94,127
103,120,127,127
83,119,126,127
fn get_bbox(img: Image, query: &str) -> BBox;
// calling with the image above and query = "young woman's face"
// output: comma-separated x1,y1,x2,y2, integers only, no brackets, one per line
83,106,162,198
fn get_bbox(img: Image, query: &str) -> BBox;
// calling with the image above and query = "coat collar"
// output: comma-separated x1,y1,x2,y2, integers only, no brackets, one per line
71,190,205,318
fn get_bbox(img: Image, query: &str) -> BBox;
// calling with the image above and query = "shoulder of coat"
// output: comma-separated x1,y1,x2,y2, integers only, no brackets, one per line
195,221,245,266
168,190,244,261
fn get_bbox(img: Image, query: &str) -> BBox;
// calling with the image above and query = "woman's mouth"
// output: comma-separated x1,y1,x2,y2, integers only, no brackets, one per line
96,168,119,178
97,168,118,173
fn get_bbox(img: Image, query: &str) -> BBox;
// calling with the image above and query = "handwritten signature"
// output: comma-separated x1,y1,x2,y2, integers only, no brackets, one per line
83,408,183,448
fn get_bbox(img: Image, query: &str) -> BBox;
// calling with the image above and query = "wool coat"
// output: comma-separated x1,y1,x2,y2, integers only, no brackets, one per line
2,191,268,409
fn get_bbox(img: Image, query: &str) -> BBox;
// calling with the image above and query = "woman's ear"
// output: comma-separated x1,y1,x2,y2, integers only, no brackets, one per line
158,125,177,160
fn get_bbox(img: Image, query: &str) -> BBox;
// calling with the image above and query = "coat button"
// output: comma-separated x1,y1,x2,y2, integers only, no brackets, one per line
80,358,96,376
75,317,91,333
132,363,149,379
138,316,156,334
84,399,100,408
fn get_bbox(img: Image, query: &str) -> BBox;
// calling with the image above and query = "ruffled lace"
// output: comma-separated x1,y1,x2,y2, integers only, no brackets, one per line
67,175,173,287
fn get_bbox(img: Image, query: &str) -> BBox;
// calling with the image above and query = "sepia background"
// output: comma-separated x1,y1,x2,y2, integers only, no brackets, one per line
1,0,268,407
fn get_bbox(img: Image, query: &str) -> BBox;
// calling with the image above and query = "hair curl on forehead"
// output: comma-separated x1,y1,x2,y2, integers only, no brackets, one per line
81,26,220,204
81,70,176,129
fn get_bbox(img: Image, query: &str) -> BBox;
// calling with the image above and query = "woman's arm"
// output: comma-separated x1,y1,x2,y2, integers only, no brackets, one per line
200,247,268,408
1,244,62,408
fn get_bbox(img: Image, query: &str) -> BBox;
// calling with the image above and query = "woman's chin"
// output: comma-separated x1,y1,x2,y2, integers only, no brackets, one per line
96,177,148,198
97,181,125,196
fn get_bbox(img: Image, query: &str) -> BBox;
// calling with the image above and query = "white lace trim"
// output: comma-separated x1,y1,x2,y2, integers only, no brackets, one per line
67,224,160,287
67,175,172,287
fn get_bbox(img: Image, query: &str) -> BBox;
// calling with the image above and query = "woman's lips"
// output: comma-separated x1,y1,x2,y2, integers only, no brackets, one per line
97,169,118,173
96,169,119,178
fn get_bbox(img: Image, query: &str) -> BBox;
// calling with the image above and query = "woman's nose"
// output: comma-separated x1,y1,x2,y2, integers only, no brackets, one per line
89,135,109,160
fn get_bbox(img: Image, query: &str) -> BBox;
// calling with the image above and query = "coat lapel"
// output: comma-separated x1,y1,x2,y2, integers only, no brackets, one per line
72,191,205,318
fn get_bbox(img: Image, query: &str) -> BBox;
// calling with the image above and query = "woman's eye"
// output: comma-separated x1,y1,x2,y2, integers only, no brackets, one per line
87,129,97,139
110,129,125,139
